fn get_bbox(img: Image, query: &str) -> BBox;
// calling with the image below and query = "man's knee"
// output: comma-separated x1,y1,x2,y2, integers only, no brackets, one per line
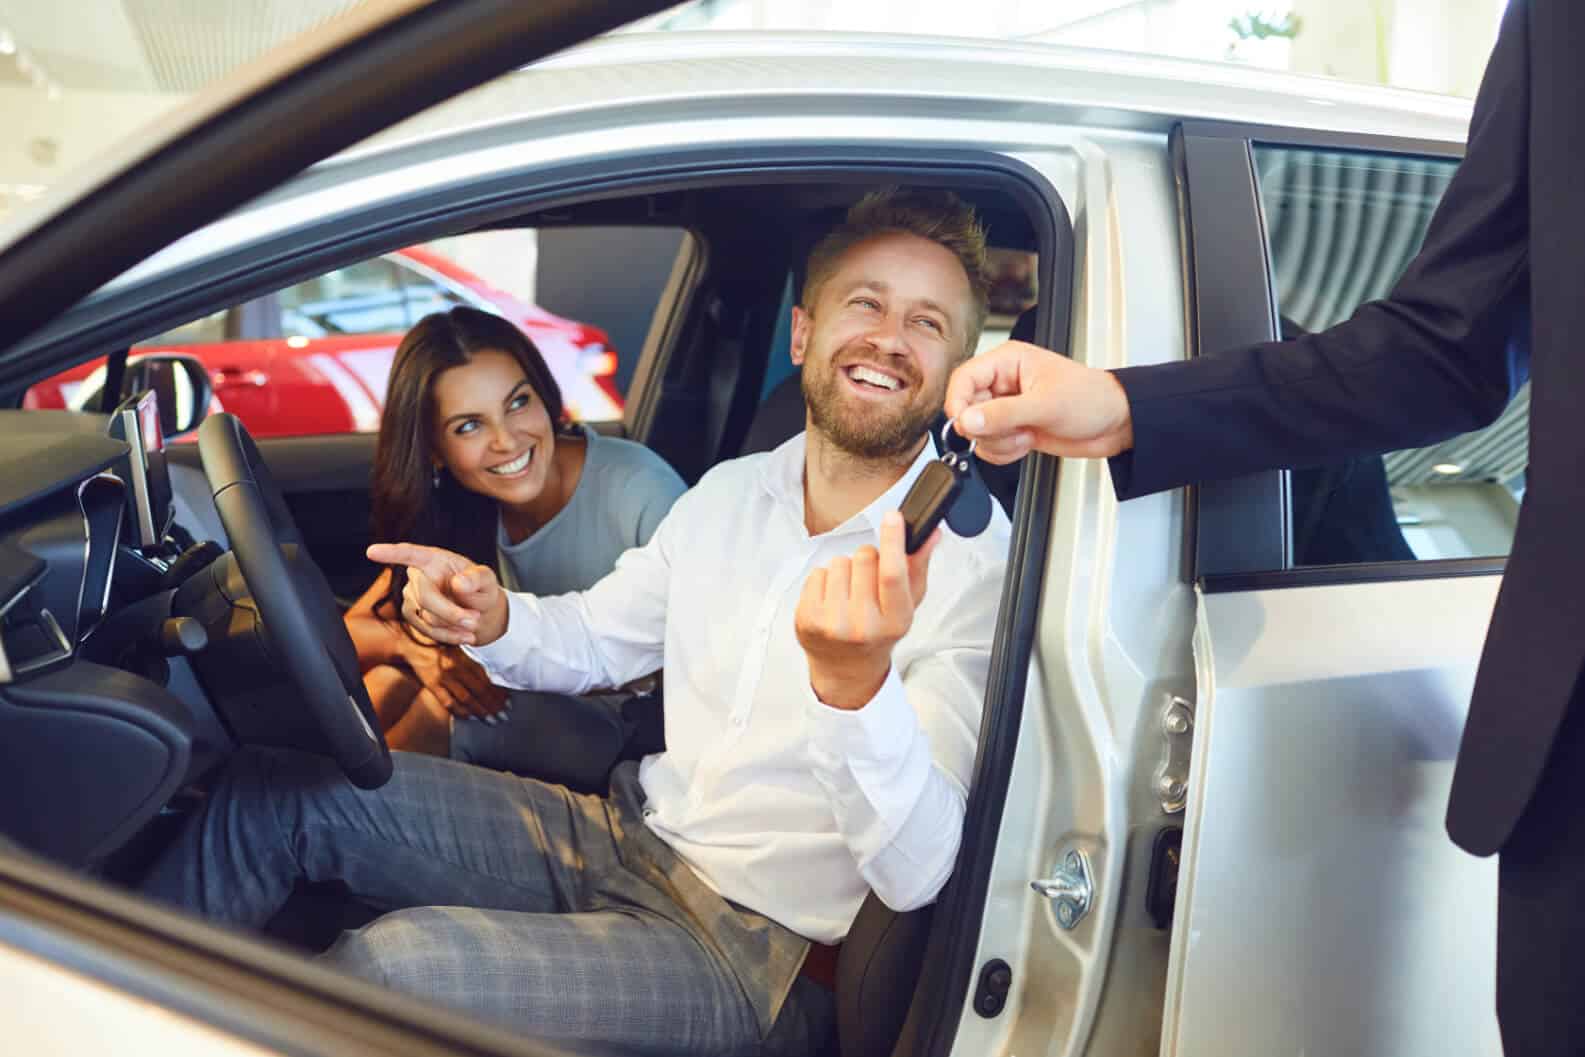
323,907,464,991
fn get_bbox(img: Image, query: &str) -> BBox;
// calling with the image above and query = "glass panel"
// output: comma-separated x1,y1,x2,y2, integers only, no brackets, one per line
976,247,1039,355
1254,145,1525,564
22,229,684,436
277,258,411,338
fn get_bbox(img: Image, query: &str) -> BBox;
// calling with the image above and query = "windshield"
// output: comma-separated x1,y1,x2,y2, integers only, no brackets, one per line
0,1,376,223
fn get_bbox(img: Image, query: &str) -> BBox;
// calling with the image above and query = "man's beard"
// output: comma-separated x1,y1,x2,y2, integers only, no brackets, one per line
801,349,944,460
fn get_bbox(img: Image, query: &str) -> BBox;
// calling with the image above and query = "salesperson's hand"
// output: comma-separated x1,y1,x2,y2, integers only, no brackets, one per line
944,340,1134,464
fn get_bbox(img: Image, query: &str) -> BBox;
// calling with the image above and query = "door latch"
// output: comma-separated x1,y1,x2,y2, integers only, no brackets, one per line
1154,694,1194,814
1031,846,1093,930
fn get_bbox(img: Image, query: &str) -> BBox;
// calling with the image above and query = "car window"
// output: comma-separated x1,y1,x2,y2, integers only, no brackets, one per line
147,308,232,346
1253,145,1527,564
278,258,415,338
22,228,686,437
976,248,1039,355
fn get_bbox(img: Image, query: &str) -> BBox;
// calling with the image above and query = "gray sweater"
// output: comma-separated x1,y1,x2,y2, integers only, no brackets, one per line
496,426,685,598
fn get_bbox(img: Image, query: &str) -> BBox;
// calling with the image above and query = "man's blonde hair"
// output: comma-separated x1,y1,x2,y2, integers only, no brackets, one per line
801,187,992,358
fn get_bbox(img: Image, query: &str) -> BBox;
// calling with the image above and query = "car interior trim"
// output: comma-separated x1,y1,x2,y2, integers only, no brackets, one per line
72,473,124,644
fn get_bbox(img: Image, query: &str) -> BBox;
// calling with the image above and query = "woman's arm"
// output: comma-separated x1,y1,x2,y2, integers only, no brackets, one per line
345,568,420,672
345,567,506,717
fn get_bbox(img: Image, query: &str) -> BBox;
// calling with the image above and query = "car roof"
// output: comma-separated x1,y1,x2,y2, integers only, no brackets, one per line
106,32,1470,286
24,29,1472,363
358,30,1474,157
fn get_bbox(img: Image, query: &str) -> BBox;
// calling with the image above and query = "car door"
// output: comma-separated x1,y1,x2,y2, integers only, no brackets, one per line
1161,123,1508,1057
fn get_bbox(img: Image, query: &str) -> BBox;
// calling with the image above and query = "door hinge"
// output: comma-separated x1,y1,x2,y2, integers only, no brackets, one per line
1154,693,1195,814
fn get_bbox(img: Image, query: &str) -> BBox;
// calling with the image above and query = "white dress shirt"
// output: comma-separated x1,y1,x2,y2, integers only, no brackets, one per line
467,432,1009,942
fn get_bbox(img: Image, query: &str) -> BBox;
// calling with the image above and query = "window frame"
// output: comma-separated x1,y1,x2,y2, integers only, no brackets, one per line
6,145,1076,1057
1174,119,1508,593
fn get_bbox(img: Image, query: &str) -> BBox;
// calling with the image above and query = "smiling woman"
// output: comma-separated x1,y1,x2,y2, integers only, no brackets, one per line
348,305,684,760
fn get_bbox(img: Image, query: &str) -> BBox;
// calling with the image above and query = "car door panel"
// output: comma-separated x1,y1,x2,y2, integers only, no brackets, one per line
1165,579,1503,1056
1162,120,1512,1057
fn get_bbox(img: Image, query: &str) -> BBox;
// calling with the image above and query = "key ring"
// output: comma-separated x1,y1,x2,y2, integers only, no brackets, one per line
942,417,977,458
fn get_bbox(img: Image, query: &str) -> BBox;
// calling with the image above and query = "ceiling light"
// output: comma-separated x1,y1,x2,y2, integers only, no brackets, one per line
1432,463,1465,475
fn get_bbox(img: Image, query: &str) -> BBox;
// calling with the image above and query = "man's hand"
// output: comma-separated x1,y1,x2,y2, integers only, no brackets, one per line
366,542,508,647
944,340,1134,464
795,512,941,711
400,642,510,722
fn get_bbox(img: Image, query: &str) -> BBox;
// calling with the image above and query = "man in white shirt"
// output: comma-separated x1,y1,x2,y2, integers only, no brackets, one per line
141,187,1011,1057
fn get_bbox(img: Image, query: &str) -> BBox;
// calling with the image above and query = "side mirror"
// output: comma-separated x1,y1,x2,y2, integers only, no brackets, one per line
122,354,213,438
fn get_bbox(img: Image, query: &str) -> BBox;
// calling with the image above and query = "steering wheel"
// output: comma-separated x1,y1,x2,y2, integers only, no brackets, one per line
197,413,392,788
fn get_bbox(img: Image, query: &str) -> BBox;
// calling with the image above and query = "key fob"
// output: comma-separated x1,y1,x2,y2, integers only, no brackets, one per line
945,460,993,538
900,458,966,553
938,418,993,540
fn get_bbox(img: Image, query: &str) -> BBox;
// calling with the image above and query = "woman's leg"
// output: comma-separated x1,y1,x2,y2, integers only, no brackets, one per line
364,664,420,730
451,690,627,791
365,665,452,756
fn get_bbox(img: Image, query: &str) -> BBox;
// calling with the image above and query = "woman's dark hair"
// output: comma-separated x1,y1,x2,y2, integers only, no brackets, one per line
372,306,573,620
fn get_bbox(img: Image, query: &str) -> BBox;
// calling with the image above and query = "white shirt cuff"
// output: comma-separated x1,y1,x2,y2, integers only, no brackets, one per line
462,592,532,677
804,666,915,763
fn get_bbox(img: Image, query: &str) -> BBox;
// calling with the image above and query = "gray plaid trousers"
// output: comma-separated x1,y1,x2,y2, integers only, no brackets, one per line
140,750,832,1056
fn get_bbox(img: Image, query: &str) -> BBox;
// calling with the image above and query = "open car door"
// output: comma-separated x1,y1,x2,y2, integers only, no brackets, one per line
1160,123,1509,1057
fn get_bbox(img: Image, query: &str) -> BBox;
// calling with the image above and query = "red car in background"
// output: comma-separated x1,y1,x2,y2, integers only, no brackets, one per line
25,246,624,436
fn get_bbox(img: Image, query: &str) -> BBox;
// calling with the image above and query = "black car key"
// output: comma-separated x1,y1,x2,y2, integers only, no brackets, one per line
900,458,966,553
899,420,975,553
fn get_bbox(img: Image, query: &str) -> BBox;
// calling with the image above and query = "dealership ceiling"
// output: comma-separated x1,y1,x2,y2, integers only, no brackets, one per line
0,0,367,94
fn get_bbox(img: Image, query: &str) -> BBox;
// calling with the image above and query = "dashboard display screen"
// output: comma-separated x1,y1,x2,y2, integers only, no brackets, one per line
109,390,174,548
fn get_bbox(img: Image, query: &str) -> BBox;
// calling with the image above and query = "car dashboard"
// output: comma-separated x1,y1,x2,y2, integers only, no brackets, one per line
0,409,233,871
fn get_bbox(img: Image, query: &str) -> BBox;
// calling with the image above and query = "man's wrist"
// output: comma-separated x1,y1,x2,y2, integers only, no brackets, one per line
473,595,510,647
809,657,891,711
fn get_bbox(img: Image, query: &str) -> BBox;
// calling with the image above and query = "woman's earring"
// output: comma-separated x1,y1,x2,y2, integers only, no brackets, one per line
432,465,441,490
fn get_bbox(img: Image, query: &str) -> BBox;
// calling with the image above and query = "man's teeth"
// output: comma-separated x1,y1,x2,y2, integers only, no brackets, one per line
848,365,901,391
487,448,534,475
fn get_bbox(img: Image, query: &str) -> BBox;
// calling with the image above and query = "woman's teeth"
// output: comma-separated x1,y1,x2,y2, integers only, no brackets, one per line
487,448,534,475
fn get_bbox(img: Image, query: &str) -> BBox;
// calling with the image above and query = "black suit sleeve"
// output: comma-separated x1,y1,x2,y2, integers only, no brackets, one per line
1108,0,1532,501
